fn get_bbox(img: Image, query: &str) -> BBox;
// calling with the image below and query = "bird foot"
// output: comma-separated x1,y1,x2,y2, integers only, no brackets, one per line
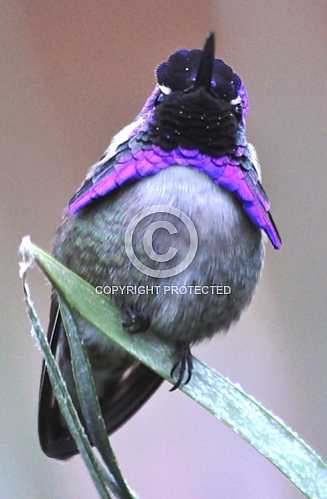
170,343,193,392
122,304,150,334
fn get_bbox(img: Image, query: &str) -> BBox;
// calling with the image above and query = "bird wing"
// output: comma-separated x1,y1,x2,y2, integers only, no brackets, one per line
38,293,163,460
214,155,282,249
67,137,281,249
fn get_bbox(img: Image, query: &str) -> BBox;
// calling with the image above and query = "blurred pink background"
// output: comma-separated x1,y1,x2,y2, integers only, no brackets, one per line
1,1,326,498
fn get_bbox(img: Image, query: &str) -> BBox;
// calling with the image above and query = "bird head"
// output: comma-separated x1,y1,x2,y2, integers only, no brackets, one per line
142,33,248,157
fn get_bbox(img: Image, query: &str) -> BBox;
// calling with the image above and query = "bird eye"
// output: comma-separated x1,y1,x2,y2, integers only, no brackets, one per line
158,84,172,95
230,96,241,105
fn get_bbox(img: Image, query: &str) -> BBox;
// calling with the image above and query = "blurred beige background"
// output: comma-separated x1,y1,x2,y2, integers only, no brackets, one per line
1,1,326,498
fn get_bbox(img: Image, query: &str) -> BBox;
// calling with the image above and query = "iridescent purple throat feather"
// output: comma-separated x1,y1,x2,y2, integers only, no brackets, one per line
68,137,281,249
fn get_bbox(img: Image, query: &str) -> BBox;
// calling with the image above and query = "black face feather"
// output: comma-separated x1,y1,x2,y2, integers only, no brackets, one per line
149,39,244,157
149,87,241,156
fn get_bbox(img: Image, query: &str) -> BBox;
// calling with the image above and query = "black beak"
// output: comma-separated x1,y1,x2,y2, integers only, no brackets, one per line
194,32,215,90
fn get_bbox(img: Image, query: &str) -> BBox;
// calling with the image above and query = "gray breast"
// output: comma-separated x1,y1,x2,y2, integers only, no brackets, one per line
54,166,264,346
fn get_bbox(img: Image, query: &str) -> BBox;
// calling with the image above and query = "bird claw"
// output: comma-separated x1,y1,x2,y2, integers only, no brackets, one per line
122,305,150,334
170,344,193,391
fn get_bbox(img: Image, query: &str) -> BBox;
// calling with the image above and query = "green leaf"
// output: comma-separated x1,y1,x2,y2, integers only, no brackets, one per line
22,239,327,498
59,299,136,499
20,252,113,499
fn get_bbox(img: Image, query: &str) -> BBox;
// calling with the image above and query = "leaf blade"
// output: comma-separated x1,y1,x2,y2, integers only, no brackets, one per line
20,259,112,499
59,299,137,499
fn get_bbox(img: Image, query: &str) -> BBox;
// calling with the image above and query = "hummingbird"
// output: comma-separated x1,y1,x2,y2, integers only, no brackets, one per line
38,33,281,460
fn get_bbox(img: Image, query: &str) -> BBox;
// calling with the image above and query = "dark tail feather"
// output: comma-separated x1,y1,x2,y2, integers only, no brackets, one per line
38,296,163,460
